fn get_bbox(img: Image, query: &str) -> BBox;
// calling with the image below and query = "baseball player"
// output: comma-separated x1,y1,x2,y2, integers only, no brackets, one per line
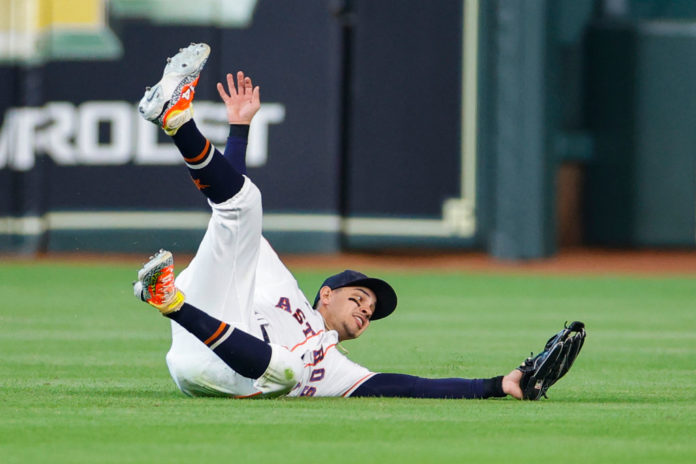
133,43,585,400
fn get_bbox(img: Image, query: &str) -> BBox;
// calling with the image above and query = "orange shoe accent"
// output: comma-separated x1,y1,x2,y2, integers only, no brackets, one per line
162,76,199,128
147,264,175,306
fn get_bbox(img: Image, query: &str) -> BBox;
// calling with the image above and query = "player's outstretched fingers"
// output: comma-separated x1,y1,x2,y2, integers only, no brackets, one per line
217,81,229,101
237,71,246,94
228,72,238,94
217,73,237,101
252,84,260,104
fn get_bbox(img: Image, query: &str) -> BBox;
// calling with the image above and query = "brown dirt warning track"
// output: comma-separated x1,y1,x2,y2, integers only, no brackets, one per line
4,248,696,276
281,248,696,275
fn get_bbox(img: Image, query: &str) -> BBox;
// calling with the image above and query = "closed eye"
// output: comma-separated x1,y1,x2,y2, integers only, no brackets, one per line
349,297,360,306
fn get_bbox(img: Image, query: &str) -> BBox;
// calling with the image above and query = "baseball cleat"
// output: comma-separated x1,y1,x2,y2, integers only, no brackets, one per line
138,42,210,135
133,249,185,315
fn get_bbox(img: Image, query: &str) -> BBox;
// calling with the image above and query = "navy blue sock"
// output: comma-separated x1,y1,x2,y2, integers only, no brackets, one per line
224,124,249,175
171,120,245,203
167,302,271,379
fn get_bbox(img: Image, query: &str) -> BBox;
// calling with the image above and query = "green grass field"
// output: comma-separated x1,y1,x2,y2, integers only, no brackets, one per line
0,260,694,463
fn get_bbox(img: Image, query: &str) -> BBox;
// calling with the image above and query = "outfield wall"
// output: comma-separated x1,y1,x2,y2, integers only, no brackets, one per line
0,0,478,255
1,0,695,257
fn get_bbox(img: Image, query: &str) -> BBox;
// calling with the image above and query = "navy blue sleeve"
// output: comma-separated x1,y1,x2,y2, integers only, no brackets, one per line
351,373,506,399
223,124,249,175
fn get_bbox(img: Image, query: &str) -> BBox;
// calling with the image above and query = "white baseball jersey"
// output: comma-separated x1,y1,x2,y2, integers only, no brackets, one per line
165,177,375,398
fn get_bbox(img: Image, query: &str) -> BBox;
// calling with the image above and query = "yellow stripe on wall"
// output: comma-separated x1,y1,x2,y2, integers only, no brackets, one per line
37,0,103,29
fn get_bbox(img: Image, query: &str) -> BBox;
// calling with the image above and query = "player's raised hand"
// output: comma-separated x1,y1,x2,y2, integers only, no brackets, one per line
216,71,261,125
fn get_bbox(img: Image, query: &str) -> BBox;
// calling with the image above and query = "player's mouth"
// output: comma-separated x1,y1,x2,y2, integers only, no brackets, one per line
354,315,365,329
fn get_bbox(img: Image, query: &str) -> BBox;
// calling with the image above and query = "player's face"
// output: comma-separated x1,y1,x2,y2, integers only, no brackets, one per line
318,286,377,341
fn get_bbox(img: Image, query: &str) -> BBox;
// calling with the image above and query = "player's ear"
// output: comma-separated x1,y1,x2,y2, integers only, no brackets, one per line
319,286,333,306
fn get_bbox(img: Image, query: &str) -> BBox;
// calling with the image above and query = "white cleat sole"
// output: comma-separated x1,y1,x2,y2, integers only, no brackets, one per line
138,43,211,124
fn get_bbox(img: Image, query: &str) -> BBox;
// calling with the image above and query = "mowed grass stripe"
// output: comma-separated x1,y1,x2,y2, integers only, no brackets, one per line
0,262,694,463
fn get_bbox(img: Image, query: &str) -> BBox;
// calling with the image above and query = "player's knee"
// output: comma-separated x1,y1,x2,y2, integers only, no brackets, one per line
246,178,262,202
245,179,263,218
166,350,238,397
166,351,204,396
253,344,304,396
211,177,263,228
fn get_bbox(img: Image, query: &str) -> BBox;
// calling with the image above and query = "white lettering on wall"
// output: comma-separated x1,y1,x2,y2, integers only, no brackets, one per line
77,101,132,164
0,101,285,171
